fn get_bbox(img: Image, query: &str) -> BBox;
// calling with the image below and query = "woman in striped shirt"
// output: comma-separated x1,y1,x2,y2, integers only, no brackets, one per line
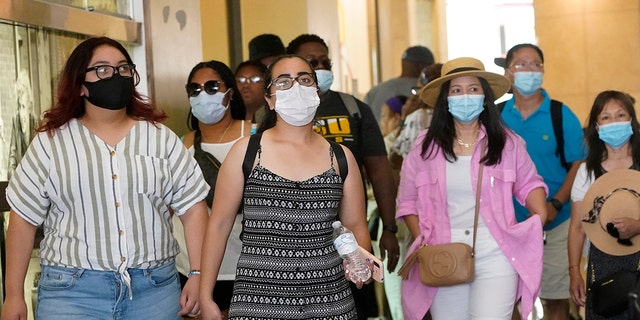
2,37,209,320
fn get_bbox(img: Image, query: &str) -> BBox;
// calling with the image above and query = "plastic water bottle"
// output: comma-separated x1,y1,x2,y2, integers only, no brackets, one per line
332,221,371,283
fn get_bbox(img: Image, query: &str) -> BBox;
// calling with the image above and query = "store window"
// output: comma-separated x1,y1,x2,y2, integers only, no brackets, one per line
39,0,131,17
446,0,536,75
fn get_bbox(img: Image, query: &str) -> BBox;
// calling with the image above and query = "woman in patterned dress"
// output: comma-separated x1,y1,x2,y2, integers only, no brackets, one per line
199,55,372,320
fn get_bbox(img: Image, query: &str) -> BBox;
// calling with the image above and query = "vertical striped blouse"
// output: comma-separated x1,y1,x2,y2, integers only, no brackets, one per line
6,118,209,274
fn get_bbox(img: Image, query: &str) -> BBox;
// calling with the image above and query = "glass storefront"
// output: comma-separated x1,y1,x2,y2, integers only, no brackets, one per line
0,21,89,180
0,0,140,181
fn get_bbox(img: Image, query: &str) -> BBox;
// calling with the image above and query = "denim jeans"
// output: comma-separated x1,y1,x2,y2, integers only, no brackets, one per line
36,261,181,320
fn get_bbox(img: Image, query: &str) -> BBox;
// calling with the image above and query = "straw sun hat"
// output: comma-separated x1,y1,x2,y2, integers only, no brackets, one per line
582,169,640,256
418,57,511,107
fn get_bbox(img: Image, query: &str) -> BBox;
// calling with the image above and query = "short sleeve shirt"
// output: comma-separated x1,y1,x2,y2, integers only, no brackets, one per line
313,90,387,166
6,119,209,272
501,90,586,229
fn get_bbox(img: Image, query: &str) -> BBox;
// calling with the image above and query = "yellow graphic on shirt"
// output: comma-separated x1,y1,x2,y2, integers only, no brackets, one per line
313,116,354,143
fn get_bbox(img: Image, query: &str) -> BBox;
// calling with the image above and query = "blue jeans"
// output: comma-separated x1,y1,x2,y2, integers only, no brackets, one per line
36,262,181,320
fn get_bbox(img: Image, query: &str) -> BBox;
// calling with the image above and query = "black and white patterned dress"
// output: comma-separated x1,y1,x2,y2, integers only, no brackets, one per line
228,146,357,320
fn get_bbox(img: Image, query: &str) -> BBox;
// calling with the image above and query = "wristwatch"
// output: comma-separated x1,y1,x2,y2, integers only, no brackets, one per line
549,198,563,211
383,224,398,234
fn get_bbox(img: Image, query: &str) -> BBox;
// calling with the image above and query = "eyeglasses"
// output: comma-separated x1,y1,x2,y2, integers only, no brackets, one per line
306,58,332,70
509,61,544,71
185,80,220,97
268,73,316,91
236,76,263,84
85,64,136,80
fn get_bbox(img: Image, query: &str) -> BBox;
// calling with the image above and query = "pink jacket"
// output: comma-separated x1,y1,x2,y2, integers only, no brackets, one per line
396,127,546,320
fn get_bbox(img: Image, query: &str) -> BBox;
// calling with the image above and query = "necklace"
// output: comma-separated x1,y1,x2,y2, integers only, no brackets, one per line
456,137,476,148
217,121,233,143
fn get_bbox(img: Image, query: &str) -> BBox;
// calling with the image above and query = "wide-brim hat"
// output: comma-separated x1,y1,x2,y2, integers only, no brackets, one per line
582,169,640,256
419,57,510,107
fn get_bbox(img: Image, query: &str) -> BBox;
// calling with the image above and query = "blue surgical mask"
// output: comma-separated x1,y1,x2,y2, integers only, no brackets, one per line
513,72,543,96
189,89,229,124
598,121,633,148
315,69,334,93
448,94,485,123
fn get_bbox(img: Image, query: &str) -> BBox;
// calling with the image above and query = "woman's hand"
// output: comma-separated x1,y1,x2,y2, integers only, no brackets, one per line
179,275,201,318
343,260,374,289
610,217,640,240
568,266,586,307
200,296,223,320
1,295,28,320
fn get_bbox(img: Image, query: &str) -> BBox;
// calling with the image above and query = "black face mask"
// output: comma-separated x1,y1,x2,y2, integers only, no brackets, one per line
83,74,135,110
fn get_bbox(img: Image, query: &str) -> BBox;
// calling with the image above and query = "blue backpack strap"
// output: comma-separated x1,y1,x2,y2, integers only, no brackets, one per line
243,131,263,181
329,140,348,182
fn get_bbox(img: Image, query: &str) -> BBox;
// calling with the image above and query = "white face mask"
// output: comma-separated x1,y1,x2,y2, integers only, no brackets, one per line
189,89,229,124
274,83,320,126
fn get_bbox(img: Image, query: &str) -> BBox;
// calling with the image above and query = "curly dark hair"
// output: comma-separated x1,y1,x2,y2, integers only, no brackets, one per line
285,34,329,54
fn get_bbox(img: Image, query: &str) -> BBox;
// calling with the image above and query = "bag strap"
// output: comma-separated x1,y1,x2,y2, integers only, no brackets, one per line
471,143,485,256
499,99,568,171
194,130,222,170
337,92,361,119
328,140,348,182
550,99,569,171
242,131,263,181
398,143,485,280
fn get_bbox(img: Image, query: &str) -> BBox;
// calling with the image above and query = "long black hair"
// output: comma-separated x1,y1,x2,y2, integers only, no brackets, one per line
421,77,507,166
584,90,640,178
186,60,246,130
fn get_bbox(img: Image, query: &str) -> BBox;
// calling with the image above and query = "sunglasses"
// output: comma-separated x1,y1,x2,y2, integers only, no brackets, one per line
306,58,332,70
236,76,263,84
185,80,220,97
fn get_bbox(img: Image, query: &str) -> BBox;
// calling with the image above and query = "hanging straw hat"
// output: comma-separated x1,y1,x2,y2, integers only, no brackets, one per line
582,169,640,256
419,57,510,107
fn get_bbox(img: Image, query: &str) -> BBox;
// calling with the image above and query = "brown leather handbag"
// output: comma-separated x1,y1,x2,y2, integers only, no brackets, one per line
398,147,484,287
